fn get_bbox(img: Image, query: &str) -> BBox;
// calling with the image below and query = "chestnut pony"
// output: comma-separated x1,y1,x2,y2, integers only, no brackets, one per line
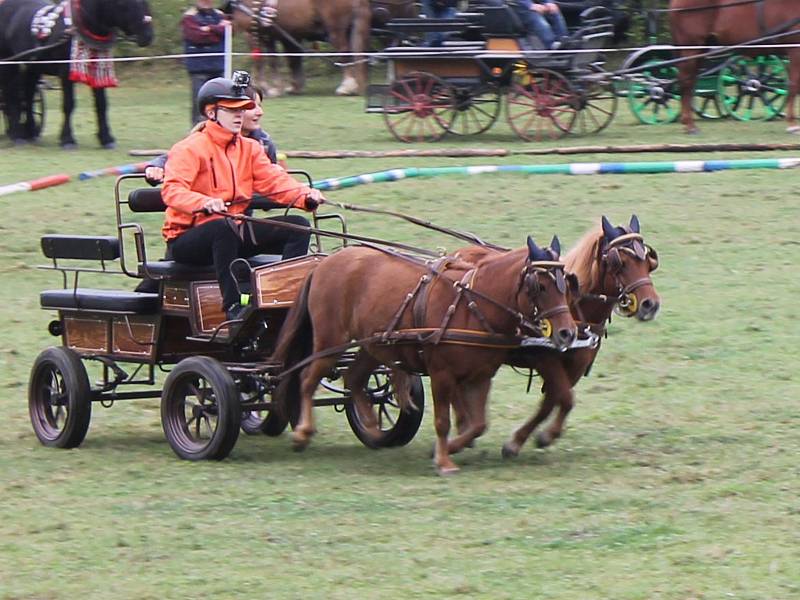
670,0,800,134
454,215,661,457
273,237,577,474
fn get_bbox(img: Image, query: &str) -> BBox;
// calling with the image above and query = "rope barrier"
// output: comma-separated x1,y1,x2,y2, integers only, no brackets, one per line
312,158,800,191
5,42,800,66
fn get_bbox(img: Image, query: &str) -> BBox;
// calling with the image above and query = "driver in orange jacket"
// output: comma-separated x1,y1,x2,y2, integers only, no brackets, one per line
161,71,325,321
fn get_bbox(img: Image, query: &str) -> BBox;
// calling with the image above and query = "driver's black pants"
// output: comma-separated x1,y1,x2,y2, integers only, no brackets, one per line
169,215,311,309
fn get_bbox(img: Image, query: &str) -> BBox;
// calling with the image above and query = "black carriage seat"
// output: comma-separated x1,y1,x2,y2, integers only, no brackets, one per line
40,289,160,314
39,234,159,314
471,4,526,37
127,188,282,281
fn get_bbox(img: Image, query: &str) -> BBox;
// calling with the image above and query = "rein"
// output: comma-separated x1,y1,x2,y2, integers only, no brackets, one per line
652,0,762,14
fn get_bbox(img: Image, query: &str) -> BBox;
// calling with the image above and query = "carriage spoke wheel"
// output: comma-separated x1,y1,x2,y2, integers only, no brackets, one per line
445,84,502,136
573,79,618,135
239,375,289,437
506,68,577,141
693,93,726,120
626,61,681,125
323,369,424,448
382,71,456,142
161,356,240,460
717,55,788,122
28,347,92,448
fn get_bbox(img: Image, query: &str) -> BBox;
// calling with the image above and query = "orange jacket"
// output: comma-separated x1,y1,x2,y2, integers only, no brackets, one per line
161,120,313,241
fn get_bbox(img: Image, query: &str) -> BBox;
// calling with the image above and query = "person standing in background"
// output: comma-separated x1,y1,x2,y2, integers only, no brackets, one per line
182,0,228,125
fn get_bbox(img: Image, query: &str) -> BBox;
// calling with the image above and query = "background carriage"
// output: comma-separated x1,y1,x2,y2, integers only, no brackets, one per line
29,173,426,461
365,2,620,141
622,0,791,125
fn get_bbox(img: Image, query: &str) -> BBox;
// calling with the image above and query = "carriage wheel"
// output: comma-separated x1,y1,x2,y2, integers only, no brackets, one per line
506,68,577,141
627,60,681,125
382,71,456,142
239,374,290,437
161,356,240,460
28,347,92,448
573,79,618,136
343,369,425,449
717,55,788,122
446,84,502,136
693,93,726,120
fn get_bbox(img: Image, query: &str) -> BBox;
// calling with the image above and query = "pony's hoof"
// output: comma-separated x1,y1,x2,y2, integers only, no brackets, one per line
787,125,800,135
501,443,519,459
102,141,116,150
435,463,460,476
12,138,29,146
685,127,700,136
61,143,77,151
535,431,552,448
290,432,310,452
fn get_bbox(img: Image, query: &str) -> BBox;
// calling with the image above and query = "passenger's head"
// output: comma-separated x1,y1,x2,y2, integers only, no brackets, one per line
242,84,265,135
196,0,215,10
196,72,255,134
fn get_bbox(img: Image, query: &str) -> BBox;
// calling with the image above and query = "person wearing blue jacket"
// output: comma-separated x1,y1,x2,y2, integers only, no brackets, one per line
182,0,227,125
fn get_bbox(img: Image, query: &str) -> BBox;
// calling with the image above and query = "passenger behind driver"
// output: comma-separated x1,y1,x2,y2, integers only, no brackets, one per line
513,0,568,50
145,83,279,185
161,72,325,322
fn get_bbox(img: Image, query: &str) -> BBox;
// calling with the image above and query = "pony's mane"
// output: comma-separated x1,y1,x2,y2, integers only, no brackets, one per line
563,226,604,293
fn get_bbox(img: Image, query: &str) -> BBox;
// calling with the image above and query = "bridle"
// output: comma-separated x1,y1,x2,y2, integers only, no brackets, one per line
599,232,659,317
515,260,572,338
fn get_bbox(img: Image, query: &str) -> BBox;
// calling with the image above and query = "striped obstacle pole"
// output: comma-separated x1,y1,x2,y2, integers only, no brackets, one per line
78,162,148,181
312,158,800,191
0,173,71,197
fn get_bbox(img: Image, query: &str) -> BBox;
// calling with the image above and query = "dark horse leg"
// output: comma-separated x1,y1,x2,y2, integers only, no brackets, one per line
1,66,25,142
287,52,305,95
93,87,116,148
20,69,41,140
59,77,77,148
677,50,702,135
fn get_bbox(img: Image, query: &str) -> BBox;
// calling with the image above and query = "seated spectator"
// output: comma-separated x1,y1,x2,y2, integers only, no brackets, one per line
421,0,459,46
512,0,569,50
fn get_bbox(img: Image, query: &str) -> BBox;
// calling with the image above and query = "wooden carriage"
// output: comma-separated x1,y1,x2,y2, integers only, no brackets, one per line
28,173,425,460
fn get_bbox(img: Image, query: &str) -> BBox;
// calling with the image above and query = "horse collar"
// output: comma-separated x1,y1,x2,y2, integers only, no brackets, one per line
31,1,69,42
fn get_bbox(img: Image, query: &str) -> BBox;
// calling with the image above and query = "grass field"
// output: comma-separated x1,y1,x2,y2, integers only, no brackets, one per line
1,70,799,599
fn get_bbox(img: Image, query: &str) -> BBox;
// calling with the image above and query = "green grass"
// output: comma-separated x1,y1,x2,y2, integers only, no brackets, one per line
1,74,800,599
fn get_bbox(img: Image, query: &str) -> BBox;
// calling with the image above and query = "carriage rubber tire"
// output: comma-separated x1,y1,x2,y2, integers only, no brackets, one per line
161,356,241,461
344,373,425,449
383,375,425,448
28,347,92,449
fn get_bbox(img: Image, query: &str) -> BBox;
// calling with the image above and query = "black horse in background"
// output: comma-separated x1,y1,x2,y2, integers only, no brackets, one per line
0,0,153,148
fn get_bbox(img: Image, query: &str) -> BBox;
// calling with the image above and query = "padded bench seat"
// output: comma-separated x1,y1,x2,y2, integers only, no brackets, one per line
41,289,160,314
138,254,282,280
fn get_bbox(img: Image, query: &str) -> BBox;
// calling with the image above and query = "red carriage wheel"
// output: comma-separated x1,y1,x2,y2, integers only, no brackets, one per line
382,71,456,142
506,68,577,141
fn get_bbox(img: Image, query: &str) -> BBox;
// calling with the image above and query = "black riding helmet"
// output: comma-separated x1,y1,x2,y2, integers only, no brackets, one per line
196,70,256,115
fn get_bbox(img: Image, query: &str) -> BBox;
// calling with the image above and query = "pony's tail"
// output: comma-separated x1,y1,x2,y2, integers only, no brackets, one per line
272,272,315,419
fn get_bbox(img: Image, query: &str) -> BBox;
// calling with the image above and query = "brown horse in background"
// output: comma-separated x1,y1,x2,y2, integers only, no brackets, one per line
670,0,800,133
228,0,371,96
273,237,578,474
455,215,661,456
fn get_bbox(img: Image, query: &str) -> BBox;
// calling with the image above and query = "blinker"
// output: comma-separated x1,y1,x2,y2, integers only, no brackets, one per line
555,269,566,294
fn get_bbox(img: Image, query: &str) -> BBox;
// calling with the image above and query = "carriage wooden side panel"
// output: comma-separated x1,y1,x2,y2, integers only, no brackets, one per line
255,254,325,308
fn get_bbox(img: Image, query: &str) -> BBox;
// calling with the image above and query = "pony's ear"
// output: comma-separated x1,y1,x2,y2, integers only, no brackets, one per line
549,235,561,258
527,235,538,260
629,214,640,233
601,215,617,240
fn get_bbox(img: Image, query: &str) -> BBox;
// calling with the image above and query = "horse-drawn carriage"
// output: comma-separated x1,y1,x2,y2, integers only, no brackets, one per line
365,2,619,141
29,170,660,472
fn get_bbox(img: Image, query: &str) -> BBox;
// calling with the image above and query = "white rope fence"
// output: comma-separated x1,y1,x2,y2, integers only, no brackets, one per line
4,43,800,66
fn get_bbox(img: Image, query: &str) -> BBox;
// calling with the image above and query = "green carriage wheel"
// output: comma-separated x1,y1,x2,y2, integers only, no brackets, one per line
627,61,681,125
717,55,788,121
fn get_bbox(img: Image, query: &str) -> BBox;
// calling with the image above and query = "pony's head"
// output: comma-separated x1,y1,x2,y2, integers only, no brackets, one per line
519,235,577,350
110,0,154,47
599,215,661,321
